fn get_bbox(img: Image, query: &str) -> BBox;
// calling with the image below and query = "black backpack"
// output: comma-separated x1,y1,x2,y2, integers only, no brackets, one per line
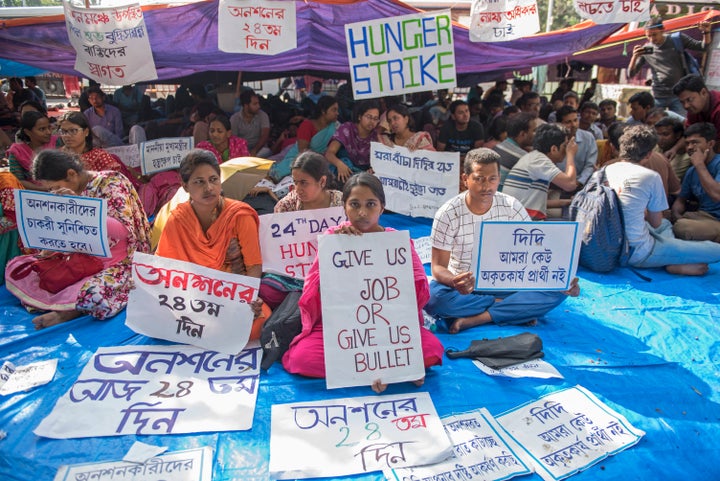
569,168,630,272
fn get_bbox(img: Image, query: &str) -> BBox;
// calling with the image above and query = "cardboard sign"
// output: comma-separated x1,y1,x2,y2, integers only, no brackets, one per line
269,392,453,479
345,10,456,100
497,385,645,481
63,1,157,85
473,221,580,291
259,206,346,279
140,137,194,175
35,344,262,439
14,190,110,257
127,252,258,355
318,230,426,389
371,142,459,218
470,0,540,42
218,0,297,55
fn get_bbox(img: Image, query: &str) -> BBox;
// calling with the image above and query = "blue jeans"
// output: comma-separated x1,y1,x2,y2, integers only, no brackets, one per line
425,280,568,325
633,219,720,268
654,96,686,116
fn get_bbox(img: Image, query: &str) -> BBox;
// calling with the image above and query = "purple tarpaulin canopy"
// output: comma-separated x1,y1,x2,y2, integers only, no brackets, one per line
0,0,622,82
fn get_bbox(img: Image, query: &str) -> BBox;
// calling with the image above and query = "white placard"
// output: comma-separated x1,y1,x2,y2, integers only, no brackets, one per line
371,142,459,218
473,359,564,379
413,236,432,265
318,230,425,389
259,206,346,279
473,221,580,291
140,137,194,175
0,359,57,395
63,1,157,85
123,441,168,464
106,144,142,169
127,252,258,355
573,0,650,24
470,0,540,42
497,385,645,481
345,10,456,100
14,190,110,257
218,0,297,54
34,344,262,439
386,408,532,481
704,27,720,90
53,446,213,481
269,392,453,479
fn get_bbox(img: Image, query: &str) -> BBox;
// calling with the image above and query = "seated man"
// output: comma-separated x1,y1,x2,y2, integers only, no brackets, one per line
672,122,720,243
492,113,537,189
83,86,124,147
654,117,691,182
673,74,720,149
502,123,578,220
578,101,603,140
596,99,624,138
437,100,485,157
556,105,598,188
230,90,271,158
605,125,720,275
424,148,580,333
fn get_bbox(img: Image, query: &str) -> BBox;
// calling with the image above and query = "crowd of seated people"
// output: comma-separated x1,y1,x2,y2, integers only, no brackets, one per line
0,74,719,390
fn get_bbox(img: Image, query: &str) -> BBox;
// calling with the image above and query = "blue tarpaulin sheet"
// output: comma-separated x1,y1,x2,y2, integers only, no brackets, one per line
0,212,719,480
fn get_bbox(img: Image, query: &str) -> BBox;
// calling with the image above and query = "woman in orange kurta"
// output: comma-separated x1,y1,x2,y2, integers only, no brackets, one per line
155,149,269,340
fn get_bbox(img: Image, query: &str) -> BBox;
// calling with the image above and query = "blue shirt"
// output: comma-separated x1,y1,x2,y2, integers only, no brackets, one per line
83,104,124,138
680,153,720,219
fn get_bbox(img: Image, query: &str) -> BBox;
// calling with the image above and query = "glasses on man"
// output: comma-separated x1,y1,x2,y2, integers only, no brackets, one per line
59,128,82,136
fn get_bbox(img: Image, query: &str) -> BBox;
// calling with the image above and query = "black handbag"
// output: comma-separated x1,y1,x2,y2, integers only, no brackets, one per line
445,332,544,369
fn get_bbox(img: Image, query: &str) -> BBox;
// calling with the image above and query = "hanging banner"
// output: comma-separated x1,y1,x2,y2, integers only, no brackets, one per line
34,344,262,439
269,392,453,479
704,27,720,90
497,385,645,481
318,230,426,389
127,252,259,355
470,0,540,42
218,0,297,54
345,10,456,100
63,1,157,85
259,206,346,279
371,142,459,218
14,190,110,257
573,0,650,24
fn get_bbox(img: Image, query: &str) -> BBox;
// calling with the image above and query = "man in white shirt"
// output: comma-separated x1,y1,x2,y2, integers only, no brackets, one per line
425,148,580,333
605,125,720,275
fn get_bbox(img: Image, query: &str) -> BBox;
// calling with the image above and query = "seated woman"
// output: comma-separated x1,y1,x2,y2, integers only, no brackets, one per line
155,149,269,340
325,99,381,184
268,96,339,183
282,172,444,393
260,152,344,309
196,115,249,163
380,103,435,151
7,111,60,190
59,112,125,173
5,150,151,328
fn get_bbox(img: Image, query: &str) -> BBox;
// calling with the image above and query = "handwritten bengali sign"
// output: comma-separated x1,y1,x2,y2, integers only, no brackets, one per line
106,143,141,169
386,408,532,481
14,190,110,257
470,0,540,42
218,0,296,55
127,252,259,355
704,27,720,90
345,10,456,100
0,359,57,396
34,343,262,439
63,1,157,85
53,447,212,481
319,230,425,389
140,137,194,175
473,358,564,379
497,385,645,481
413,236,432,264
573,0,650,24
259,206,346,279
269,392,452,479
371,142,459,218
473,221,580,291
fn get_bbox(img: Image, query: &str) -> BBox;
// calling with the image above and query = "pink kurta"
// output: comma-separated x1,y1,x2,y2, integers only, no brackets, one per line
282,223,443,378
